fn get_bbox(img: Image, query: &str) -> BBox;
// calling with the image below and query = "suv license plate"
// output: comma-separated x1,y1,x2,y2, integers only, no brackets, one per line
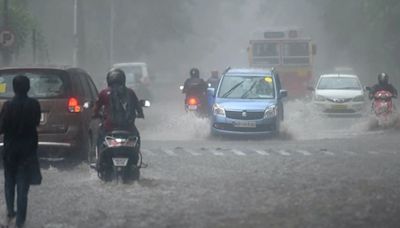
188,105,198,110
112,158,129,167
233,121,256,128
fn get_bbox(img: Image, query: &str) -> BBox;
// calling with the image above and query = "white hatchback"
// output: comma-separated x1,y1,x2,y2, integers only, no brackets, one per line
311,74,366,115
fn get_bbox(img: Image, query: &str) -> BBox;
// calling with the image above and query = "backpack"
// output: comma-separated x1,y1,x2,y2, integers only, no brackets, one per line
109,86,136,128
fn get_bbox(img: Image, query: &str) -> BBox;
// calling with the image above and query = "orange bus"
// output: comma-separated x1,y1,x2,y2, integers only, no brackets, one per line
248,28,316,97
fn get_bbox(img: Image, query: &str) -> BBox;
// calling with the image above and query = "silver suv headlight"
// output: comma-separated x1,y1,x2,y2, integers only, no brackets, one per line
213,103,226,117
264,105,277,118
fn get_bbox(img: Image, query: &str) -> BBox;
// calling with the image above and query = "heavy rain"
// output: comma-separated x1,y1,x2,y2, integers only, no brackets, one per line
0,0,400,227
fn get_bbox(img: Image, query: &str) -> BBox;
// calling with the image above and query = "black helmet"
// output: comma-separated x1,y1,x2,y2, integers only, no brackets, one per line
107,68,126,86
190,68,200,79
378,73,388,85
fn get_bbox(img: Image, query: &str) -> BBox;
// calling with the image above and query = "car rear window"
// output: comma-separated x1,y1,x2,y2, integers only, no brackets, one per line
0,69,70,99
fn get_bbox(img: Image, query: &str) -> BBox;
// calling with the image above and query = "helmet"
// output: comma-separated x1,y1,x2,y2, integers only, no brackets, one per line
107,68,126,86
378,73,389,85
211,70,219,78
190,68,200,79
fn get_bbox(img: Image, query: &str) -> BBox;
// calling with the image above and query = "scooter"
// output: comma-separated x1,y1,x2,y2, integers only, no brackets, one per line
366,88,397,127
95,130,141,183
180,85,209,117
90,100,150,183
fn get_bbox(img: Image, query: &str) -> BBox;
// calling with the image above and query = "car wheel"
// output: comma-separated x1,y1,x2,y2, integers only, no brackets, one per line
273,119,281,137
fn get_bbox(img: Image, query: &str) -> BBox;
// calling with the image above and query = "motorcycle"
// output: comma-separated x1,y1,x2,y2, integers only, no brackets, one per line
90,100,150,183
366,88,397,127
180,85,209,117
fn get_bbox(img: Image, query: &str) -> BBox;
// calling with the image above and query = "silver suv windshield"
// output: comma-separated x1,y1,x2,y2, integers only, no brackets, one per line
218,75,275,99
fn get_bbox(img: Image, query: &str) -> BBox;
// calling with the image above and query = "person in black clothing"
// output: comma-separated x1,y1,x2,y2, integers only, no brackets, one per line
369,73,398,99
0,75,41,228
182,68,208,112
206,70,220,89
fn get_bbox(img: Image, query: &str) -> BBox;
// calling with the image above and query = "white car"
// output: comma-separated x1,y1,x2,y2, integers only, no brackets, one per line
311,74,366,115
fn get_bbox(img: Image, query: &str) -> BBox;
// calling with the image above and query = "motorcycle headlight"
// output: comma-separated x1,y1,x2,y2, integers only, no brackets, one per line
353,95,365,102
264,105,277,118
213,103,226,117
314,95,326,102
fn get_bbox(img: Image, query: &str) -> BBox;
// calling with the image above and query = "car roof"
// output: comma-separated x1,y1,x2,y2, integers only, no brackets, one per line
113,62,146,67
320,74,359,79
0,65,79,71
225,68,274,76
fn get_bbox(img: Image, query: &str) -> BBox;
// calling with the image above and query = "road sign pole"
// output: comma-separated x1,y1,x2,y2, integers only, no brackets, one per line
1,0,12,66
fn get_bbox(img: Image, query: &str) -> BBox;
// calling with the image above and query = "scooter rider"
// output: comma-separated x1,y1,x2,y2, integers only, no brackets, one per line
206,70,220,89
182,68,208,105
93,68,144,150
369,73,398,99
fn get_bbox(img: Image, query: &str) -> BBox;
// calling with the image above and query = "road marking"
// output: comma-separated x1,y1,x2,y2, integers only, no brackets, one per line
343,150,356,155
278,150,290,156
231,149,246,156
141,149,155,156
163,149,177,156
296,150,311,156
254,150,270,155
209,149,224,156
322,150,334,156
186,149,201,156
368,150,379,155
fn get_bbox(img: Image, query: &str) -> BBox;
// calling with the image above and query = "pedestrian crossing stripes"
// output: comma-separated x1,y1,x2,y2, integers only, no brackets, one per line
139,148,396,157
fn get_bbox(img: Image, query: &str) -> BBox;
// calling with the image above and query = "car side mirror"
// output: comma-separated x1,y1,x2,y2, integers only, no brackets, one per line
207,87,216,98
279,89,288,98
140,99,151,107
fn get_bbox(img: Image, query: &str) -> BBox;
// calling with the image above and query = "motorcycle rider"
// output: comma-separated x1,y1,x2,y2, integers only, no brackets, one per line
182,68,208,111
369,73,398,99
206,70,220,89
93,68,144,158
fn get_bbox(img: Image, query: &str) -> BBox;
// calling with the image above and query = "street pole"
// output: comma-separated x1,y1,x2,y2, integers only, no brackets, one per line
73,0,78,67
110,0,115,65
1,0,11,66
3,0,8,26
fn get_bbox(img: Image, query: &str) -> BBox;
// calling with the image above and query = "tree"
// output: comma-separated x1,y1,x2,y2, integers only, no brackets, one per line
0,0,46,66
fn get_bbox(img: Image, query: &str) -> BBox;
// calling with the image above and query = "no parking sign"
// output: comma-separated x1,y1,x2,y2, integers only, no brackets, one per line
0,29,16,48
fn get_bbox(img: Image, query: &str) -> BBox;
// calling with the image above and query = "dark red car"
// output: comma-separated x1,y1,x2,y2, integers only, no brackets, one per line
0,66,99,161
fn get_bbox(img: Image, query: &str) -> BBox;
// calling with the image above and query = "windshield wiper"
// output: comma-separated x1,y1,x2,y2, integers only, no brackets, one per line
221,81,245,98
241,81,258,98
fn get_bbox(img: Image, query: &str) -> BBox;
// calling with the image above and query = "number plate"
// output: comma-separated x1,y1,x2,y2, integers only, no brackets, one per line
188,105,198,110
233,121,256,128
112,158,129,167
332,104,347,110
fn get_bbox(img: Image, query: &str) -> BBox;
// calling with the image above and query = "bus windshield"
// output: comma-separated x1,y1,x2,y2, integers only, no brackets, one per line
252,42,280,65
282,42,310,65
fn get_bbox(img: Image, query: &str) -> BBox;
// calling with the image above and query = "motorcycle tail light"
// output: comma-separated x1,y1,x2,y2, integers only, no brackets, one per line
104,136,138,148
188,98,198,105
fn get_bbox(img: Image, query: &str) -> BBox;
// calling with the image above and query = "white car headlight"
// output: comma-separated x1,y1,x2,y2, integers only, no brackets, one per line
353,95,365,102
314,95,326,101
213,103,226,117
264,105,277,118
